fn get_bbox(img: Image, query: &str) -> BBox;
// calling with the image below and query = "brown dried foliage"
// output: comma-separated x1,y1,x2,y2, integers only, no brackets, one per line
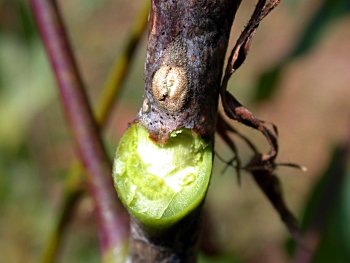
218,0,304,243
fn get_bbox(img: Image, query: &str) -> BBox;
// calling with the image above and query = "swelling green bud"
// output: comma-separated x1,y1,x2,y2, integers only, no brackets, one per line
113,123,212,230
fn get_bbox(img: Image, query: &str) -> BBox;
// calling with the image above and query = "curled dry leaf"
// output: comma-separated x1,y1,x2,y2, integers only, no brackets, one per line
220,0,281,164
216,0,304,243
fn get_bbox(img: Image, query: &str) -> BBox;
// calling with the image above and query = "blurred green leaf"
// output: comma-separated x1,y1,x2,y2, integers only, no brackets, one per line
339,166,350,259
252,0,350,103
286,143,350,262
0,37,55,150
252,63,283,103
0,0,38,45
311,206,350,263
291,0,350,59
17,0,37,44
308,170,350,262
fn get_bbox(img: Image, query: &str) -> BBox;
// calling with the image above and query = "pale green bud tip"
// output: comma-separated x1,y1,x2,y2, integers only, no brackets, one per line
113,123,212,229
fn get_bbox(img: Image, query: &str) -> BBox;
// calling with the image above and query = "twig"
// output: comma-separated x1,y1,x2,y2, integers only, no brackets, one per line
216,114,242,182
130,0,241,261
218,112,259,154
248,156,302,243
41,165,84,263
39,3,149,262
30,0,129,261
40,2,150,261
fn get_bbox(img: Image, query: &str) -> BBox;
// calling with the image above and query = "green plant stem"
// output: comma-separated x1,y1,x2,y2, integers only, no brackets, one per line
41,165,84,263
37,2,149,263
41,164,84,263
30,0,131,261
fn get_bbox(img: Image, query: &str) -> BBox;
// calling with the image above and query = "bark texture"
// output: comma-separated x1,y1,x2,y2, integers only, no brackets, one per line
138,0,240,143
131,0,240,262
129,207,202,263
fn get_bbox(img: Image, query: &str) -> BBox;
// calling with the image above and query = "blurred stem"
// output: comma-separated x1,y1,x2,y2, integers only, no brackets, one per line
96,0,150,125
29,0,136,262
37,1,149,263
41,165,84,263
41,164,83,263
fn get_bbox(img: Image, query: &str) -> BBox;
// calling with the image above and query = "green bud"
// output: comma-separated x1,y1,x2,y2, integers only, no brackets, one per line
113,123,212,230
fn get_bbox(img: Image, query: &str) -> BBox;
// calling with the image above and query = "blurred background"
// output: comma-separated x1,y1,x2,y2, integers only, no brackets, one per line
0,0,349,262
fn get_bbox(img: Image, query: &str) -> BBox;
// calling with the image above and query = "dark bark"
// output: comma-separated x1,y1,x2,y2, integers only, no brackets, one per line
129,207,202,263
138,0,241,144
131,0,241,262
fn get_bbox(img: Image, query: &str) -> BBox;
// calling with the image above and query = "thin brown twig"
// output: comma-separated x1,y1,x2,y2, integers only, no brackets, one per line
248,156,303,243
216,115,242,180
30,0,129,261
218,112,259,154
41,163,84,263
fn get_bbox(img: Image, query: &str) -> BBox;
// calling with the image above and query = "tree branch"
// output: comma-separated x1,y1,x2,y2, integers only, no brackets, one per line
122,0,242,261
138,0,241,143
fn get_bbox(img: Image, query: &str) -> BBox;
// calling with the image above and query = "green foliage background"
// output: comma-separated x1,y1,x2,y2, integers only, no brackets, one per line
0,0,349,262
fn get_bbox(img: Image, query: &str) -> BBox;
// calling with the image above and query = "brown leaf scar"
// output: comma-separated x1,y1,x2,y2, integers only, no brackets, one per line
152,66,188,113
152,40,189,113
